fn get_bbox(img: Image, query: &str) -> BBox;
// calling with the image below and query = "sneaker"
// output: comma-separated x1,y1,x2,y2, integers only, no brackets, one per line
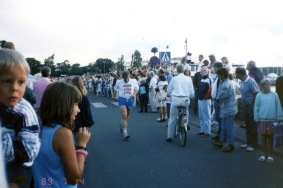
123,132,130,140
157,118,161,121
258,156,266,161
240,144,248,149
267,156,274,162
246,146,254,152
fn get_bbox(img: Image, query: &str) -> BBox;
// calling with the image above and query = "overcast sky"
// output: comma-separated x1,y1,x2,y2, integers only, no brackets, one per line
1,0,283,67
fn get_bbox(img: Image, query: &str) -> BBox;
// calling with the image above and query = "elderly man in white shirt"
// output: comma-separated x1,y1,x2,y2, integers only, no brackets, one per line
166,64,195,142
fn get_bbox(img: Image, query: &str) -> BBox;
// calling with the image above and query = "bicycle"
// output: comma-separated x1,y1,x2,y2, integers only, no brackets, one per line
174,106,189,147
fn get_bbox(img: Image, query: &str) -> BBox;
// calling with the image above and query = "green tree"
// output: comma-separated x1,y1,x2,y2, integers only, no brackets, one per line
95,58,114,74
56,60,71,76
26,58,41,75
132,50,142,68
70,63,84,75
116,55,125,71
0,40,7,48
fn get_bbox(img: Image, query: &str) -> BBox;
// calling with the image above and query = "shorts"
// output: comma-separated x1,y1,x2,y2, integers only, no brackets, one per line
118,97,134,110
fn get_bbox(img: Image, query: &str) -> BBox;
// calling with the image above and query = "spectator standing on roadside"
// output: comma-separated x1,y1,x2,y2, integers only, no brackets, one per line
254,79,283,162
221,56,231,72
148,71,157,113
213,68,237,152
197,66,212,138
70,76,94,133
211,62,224,142
276,69,283,108
33,66,52,111
32,82,91,187
0,49,41,187
235,67,259,152
246,60,264,86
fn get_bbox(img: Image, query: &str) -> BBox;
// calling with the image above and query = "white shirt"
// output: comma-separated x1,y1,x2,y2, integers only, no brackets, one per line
149,77,157,90
114,79,139,99
167,73,194,98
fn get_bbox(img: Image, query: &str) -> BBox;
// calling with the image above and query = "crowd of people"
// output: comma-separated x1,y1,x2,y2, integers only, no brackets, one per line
1,41,283,187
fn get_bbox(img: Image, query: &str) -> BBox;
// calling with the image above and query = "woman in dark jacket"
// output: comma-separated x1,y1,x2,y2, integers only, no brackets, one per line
70,76,94,133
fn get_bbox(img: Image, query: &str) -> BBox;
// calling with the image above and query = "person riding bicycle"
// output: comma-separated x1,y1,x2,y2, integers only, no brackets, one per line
166,64,195,142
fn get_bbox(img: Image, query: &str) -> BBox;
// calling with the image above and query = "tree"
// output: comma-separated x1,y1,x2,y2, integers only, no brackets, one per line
95,58,114,74
116,55,125,71
151,47,158,56
0,40,7,48
70,63,84,75
56,60,71,76
132,50,142,68
26,58,41,75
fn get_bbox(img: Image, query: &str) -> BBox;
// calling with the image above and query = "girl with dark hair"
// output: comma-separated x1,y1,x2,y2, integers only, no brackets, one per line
32,82,91,187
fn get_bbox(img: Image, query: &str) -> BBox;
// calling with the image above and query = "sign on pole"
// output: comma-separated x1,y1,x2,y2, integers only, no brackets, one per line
159,52,171,65
150,56,159,66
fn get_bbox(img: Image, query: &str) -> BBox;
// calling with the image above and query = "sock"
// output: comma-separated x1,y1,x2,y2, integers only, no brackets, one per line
123,128,127,135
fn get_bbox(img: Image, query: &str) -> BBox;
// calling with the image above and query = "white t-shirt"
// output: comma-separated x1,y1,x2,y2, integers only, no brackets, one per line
114,79,139,99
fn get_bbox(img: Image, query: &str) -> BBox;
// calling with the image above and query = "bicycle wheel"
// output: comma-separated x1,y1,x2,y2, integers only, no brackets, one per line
179,125,187,147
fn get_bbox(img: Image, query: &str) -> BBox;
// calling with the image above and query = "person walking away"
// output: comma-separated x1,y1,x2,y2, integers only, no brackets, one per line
254,79,283,162
114,71,139,140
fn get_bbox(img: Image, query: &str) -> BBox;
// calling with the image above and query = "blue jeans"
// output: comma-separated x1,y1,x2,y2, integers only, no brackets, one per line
213,99,222,137
220,115,235,145
198,99,211,134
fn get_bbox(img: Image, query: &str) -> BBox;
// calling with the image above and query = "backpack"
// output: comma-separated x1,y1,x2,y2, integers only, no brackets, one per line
204,78,212,99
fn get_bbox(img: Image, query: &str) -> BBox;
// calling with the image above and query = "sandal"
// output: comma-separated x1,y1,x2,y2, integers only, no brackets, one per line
258,156,265,161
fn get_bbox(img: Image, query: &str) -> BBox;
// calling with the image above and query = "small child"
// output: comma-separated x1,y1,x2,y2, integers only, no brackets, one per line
158,84,168,121
0,49,41,187
138,79,149,113
32,82,91,187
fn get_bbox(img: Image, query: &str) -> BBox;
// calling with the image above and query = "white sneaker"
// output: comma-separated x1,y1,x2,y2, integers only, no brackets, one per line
123,132,130,140
258,156,266,161
240,144,248,149
246,146,254,152
267,156,274,162
157,118,161,121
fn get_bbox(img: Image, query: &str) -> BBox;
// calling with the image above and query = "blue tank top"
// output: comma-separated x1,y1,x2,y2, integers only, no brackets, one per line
32,124,77,188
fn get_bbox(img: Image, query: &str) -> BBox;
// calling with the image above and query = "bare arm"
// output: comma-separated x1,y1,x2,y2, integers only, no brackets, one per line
53,127,90,185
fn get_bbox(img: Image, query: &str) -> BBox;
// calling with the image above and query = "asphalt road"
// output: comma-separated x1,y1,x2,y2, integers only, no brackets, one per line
80,94,283,188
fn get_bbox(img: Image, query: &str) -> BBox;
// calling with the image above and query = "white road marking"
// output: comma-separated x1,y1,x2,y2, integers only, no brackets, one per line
111,102,119,106
92,103,107,108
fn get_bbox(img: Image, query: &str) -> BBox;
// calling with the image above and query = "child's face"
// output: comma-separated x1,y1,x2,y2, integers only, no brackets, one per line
71,103,80,121
0,67,27,108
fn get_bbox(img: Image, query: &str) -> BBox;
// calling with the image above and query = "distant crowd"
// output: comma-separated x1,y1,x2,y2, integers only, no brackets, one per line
1,41,283,188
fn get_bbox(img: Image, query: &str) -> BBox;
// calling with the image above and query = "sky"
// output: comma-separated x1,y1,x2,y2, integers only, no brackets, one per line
1,0,283,67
